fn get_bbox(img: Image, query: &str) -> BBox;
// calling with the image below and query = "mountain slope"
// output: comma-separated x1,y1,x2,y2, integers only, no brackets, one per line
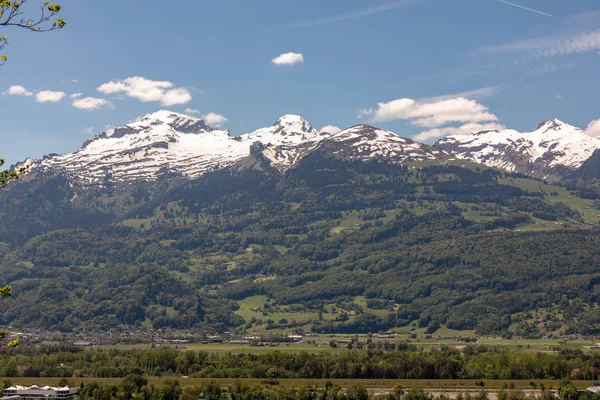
1,153,599,336
571,149,600,180
436,119,600,180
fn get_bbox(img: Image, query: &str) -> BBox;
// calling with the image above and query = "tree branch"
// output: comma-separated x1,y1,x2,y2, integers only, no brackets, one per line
0,158,27,187
0,1,66,64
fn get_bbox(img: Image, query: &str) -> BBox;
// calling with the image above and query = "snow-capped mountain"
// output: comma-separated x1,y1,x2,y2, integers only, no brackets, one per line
20,111,446,184
435,119,600,180
324,125,445,162
23,110,249,183
246,115,330,171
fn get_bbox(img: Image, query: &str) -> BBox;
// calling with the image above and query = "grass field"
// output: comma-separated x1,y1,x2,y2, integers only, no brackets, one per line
100,341,345,353
234,295,322,332
98,333,600,355
499,177,600,226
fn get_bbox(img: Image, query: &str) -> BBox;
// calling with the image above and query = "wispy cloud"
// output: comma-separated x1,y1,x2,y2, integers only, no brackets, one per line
495,0,553,18
526,63,575,75
420,86,502,103
356,108,374,119
474,29,600,57
566,8,600,22
291,0,422,28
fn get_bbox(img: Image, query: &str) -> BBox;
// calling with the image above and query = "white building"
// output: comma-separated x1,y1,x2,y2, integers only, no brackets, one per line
2,386,77,400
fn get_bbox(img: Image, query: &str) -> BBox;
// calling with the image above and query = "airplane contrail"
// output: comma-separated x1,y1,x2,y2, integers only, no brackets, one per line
496,0,554,18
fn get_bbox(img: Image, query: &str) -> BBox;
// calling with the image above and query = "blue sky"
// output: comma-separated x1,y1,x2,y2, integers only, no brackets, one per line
1,0,600,166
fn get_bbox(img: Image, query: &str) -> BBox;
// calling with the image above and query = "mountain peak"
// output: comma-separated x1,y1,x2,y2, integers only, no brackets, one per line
535,118,568,132
322,124,445,163
341,124,379,133
114,110,212,136
276,114,308,124
137,110,196,122
270,114,316,137
246,115,320,144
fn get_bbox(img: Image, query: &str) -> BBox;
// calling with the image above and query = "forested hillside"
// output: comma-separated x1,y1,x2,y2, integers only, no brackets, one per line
1,151,600,337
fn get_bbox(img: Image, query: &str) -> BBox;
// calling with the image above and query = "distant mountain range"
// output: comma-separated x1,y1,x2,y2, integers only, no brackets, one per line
435,119,600,181
16,111,599,184
19,111,444,184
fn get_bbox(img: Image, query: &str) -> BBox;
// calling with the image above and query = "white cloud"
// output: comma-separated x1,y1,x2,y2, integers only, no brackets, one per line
586,120,600,137
105,124,116,136
413,122,506,142
185,108,202,115
271,52,304,66
291,0,422,28
72,97,114,111
97,76,192,106
82,126,94,135
72,79,79,83
202,112,228,128
36,90,66,103
161,88,193,106
320,125,342,134
70,93,83,99
361,91,503,142
474,29,600,57
5,85,33,96
369,97,499,127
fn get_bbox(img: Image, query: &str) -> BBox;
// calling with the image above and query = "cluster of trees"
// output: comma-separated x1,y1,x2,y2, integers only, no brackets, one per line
3,346,600,381
72,379,600,400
